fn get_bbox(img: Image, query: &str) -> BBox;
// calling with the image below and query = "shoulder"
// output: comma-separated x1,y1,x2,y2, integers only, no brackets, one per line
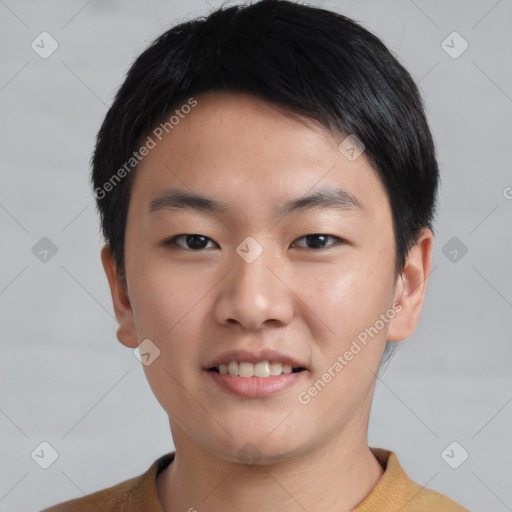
362,448,470,512
404,477,471,511
39,475,138,512
40,452,175,512
406,480,470,512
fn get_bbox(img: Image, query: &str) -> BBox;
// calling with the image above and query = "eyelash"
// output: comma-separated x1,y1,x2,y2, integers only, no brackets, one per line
164,233,344,251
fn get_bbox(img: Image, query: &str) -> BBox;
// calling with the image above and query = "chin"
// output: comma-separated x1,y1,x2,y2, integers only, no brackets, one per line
202,429,307,467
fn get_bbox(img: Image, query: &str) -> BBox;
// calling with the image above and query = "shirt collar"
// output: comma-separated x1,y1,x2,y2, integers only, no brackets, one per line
134,447,414,511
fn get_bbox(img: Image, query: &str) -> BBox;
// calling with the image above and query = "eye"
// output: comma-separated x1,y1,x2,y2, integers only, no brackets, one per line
164,233,343,251
165,234,218,250
291,234,342,250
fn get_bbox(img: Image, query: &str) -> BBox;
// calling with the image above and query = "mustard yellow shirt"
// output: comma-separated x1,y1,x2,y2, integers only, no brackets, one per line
41,448,470,511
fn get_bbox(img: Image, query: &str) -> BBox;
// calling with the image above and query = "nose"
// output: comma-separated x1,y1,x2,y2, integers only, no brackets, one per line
212,241,295,331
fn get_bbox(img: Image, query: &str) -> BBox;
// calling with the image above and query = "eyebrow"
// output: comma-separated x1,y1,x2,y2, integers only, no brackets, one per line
148,186,365,217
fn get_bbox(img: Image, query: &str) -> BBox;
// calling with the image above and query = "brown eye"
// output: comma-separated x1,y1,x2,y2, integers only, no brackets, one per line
291,234,342,250
166,234,217,250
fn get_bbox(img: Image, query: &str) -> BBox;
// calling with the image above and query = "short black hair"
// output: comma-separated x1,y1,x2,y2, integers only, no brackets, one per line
91,0,439,365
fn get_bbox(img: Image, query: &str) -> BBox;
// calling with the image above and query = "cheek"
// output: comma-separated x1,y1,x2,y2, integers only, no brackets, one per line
303,254,393,345
296,262,391,420
133,271,205,415
129,263,212,399
130,262,201,339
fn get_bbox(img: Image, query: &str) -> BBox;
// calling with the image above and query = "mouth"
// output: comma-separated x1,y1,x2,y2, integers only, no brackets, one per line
206,361,307,398
207,361,307,378
204,349,308,397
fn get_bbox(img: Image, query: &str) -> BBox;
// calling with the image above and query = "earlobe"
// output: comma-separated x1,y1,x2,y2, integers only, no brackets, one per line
387,228,434,342
100,244,139,349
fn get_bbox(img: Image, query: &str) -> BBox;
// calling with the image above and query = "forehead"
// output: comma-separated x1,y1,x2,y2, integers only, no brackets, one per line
129,91,390,223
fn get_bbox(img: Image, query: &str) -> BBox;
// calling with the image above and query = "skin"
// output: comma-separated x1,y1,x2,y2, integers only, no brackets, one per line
101,91,433,511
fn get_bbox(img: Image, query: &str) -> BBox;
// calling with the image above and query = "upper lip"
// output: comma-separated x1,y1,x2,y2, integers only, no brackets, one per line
205,349,307,370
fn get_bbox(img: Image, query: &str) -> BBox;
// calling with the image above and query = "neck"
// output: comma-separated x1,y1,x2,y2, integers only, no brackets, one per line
156,424,385,512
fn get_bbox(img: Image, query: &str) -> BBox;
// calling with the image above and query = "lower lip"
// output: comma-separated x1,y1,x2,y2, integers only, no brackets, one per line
206,370,305,398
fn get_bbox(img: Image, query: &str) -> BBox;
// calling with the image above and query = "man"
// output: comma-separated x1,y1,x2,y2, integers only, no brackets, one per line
43,1,469,510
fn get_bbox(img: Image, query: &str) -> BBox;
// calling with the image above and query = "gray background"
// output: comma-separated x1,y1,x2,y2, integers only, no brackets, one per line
1,0,511,510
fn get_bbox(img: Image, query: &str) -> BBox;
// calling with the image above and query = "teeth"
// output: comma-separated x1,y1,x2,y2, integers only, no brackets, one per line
216,360,298,377
228,361,238,376
282,364,293,374
239,361,254,377
269,362,282,375
254,361,270,377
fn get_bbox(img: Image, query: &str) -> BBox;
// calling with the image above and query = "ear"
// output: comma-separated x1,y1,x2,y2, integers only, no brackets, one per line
100,243,139,348
387,227,434,342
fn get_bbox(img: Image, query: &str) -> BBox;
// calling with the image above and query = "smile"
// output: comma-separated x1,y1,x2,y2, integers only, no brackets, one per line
208,360,306,378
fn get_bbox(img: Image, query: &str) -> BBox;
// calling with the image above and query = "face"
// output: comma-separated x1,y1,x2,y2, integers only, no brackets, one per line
102,91,432,464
